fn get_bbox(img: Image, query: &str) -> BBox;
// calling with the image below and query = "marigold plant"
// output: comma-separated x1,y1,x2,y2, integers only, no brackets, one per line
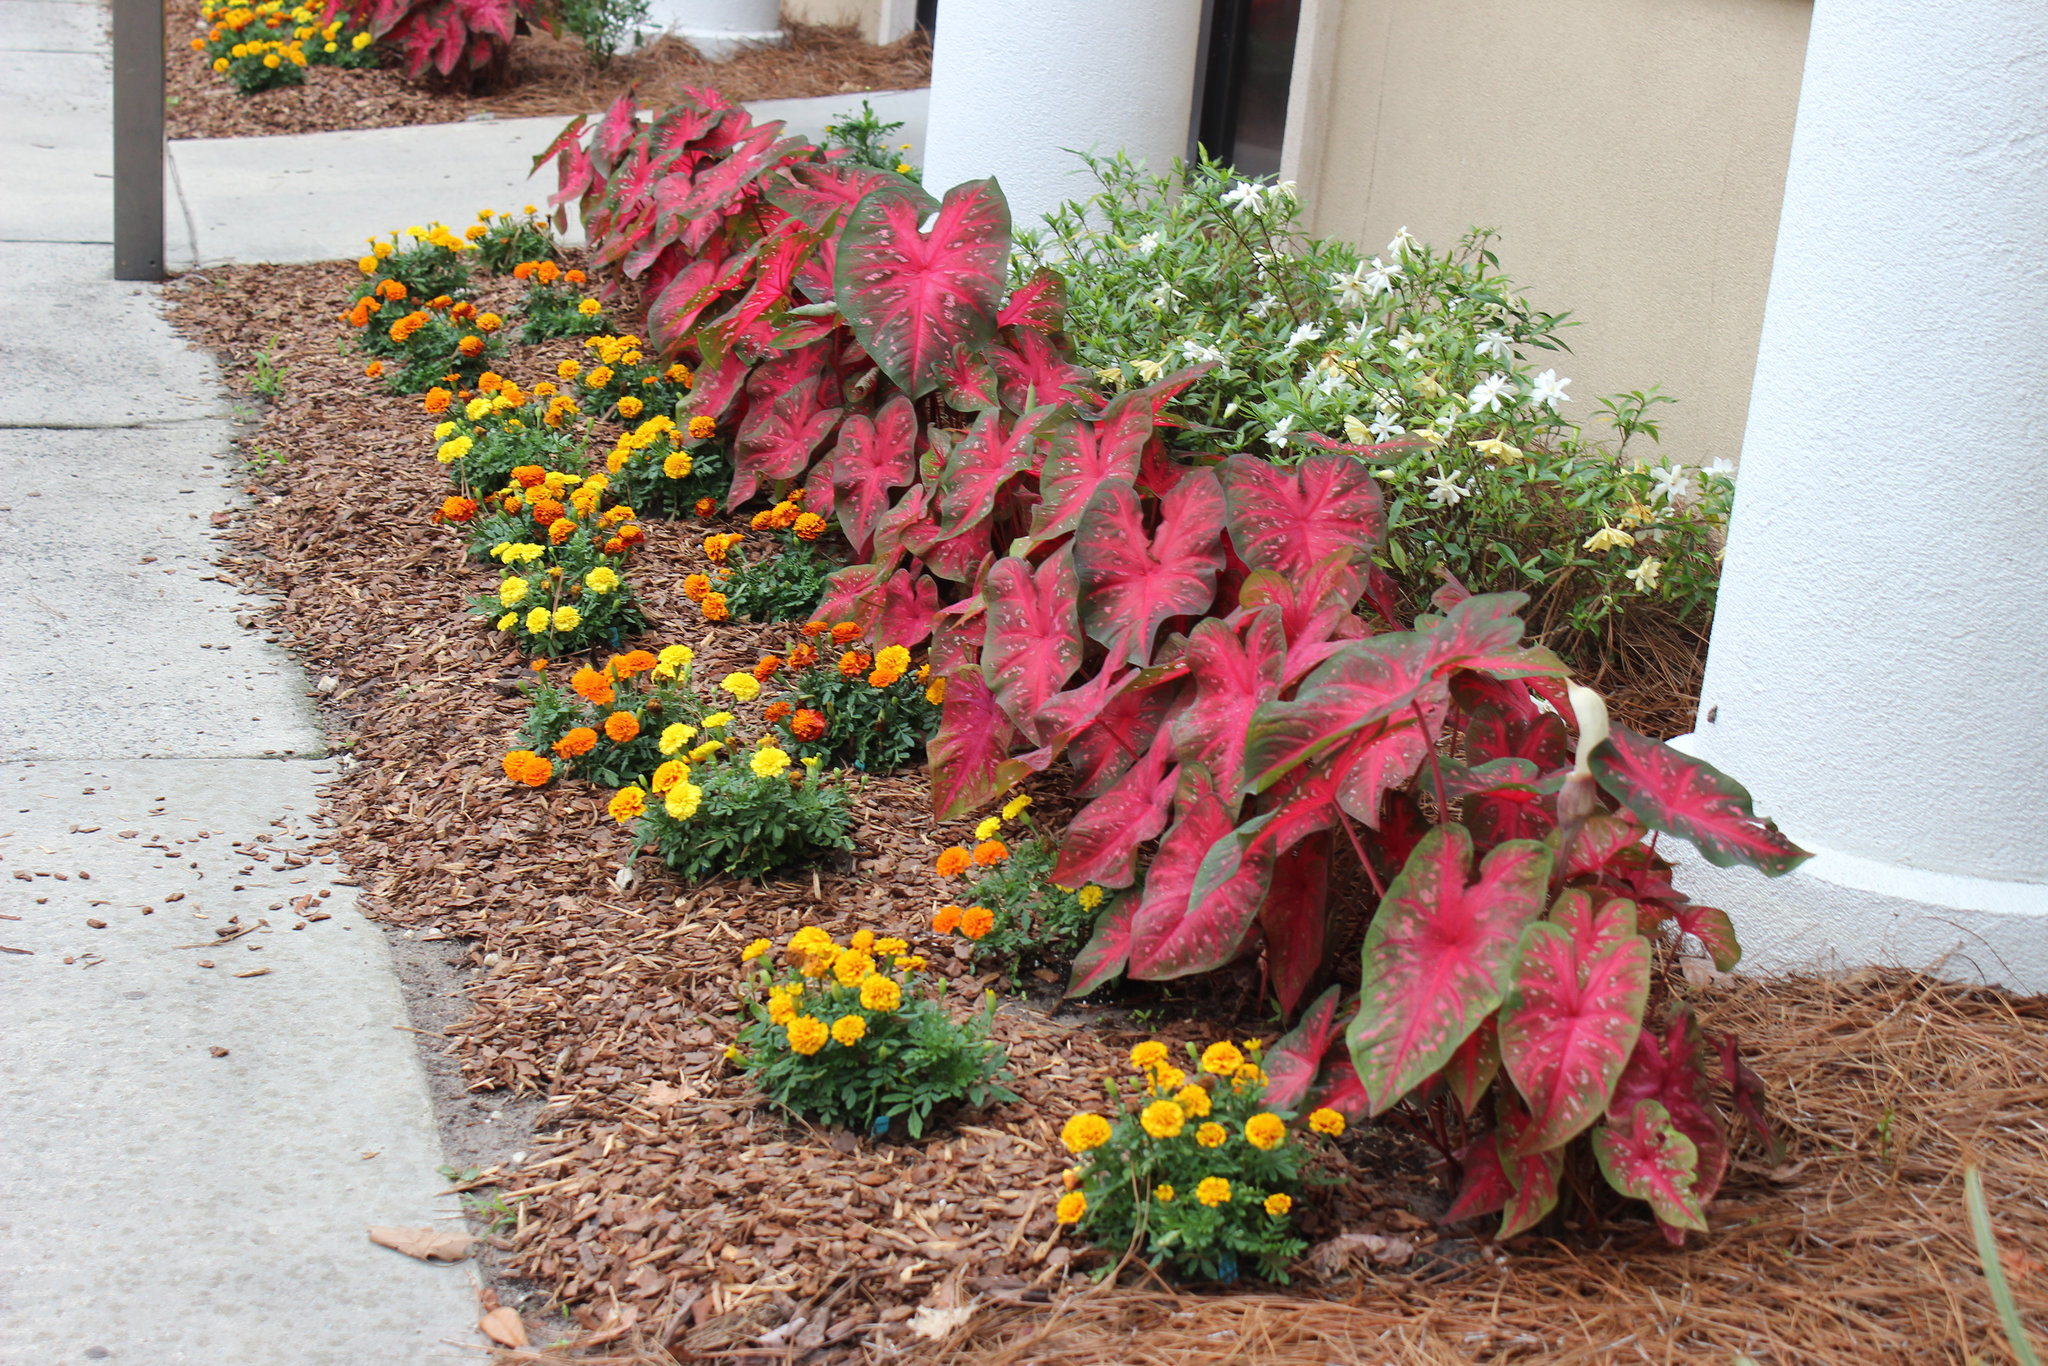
625,718,854,881
731,927,1016,1137
930,798,1102,979
603,412,729,517
702,495,841,624
1057,1039,1336,1283
467,470,646,656
761,625,939,772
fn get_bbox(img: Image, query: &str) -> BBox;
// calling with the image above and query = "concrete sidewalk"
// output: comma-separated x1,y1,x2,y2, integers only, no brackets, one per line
164,88,930,269
0,2,478,1360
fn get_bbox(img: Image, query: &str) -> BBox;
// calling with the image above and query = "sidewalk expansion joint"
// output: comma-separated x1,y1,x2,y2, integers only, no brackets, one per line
0,417,230,431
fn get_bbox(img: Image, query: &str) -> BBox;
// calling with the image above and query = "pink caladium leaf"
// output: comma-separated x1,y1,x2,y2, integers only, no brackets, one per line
825,394,916,556
663,124,808,254
1498,892,1650,1155
810,552,901,628
1591,724,1813,876
682,345,753,425
1027,392,1155,549
936,345,1001,412
997,267,1067,333
647,246,750,356
1327,705,1440,828
1124,764,1239,980
534,112,594,206
1264,983,1347,1110
1495,1095,1565,1238
1051,725,1179,890
937,405,1062,533
1442,1130,1514,1226
1260,831,1332,1017
1219,453,1386,577
927,666,1018,820
899,515,993,585
931,609,986,677
1592,1100,1709,1237
1073,470,1226,668
1308,1057,1369,1120
1235,554,1370,684
996,658,1127,788
1565,812,1649,880
1420,593,1568,680
980,550,1084,742
1465,703,1570,773
869,568,939,650
1441,1014,1501,1119
835,178,1009,399
1066,891,1138,997
1169,608,1285,816
1068,676,1182,799
1669,902,1741,971
1611,1003,1728,1205
764,159,905,228
1717,1032,1783,1162
1345,825,1553,1116
1243,632,1438,793
987,326,1095,412
728,343,842,506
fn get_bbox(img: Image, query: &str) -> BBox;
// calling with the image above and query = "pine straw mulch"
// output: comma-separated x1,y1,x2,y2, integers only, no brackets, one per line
164,0,931,142
158,260,2048,1365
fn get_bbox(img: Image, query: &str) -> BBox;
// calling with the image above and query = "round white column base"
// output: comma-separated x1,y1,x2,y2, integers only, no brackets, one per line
664,26,785,60
1661,735,2048,991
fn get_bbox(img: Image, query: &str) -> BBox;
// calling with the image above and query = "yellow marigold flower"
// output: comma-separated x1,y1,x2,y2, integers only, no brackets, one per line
1264,1192,1292,1217
873,937,907,955
975,815,1001,842
741,937,771,962
1245,1113,1286,1151
1130,1041,1169,1070
357,255,377,273
875,644,911,676
1055,1190,1087,1225
1196,1177,1232,1208
1308,1107,1346,1138
658,644,693,672
1140,1100,1186,1140
786,1015,828,1055
498,577,529,607
702,711,734,729
893,954,925,972
1200,1041,1246,1077
749,745,790,780
663,781,702,820
606,786,646,824
720,672,762,702
831,1014,867,1047
435,435,473,464
495,611,517,630
585,566,619,594
578,298,602,316
767,992,796,1025
1077,884,1105,910
1196,1122,1228,1149
524,607,551,633
687,414,716,440
833,951,874,990
859,975,902,1013
617,395,643,419
1061,1113,1112,1154
552,605,582,632
556,358,580,380
663,451,693,479
688,741,723,763
658,725,695,756
1176,1084,1212,1118
1001,793,1032,821
1148,1064,1187,1094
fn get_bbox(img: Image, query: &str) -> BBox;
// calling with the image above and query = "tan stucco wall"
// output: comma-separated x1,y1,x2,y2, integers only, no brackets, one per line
784,0,874,30
1292,0,1811,468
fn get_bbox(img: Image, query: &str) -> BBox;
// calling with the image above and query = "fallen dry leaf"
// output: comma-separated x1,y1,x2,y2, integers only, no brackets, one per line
233,967,271,978
479,1306,529,1347
909,1302,977,1341
368,1225,476,1262
209,1046,230,1057
1305,1232,1417,1279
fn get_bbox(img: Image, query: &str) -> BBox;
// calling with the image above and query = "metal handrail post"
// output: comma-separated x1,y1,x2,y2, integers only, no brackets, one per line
113,0,166,281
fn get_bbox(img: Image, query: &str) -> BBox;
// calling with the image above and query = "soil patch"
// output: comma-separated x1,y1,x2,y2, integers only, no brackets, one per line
165,2,930,142
159,260,2048,1364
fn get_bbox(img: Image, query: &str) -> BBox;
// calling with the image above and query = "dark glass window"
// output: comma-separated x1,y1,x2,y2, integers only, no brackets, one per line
1194,0,1301,177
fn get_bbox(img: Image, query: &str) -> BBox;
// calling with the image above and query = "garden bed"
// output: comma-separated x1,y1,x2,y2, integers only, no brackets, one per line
161,258,2048,1364
165,2,930,141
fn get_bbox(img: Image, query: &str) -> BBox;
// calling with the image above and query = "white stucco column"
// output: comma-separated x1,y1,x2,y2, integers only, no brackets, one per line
1672,0,2048,988
920,0,1203,233
642,0,783,60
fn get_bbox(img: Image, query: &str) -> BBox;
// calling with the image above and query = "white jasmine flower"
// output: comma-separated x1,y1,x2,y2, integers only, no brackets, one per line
1626,557,1664,592
1583,524,1635,553
1247,294,1280,320
1181,338,1226,366
1132,231,1160,258
1266,181,1298,211
1329,263,1375,312
1369,413,1406,442
1385,224,1416,257
1527,368,1572,410
1476,328,1512,361
1364,256,1401,296
1265,414,1297,449
1221,399,1239,419
1147,280,1185,312
1343,319,1382,346
1392,329,1423,360
1648,463,1694,505
1316,371,1349,397
1279,322,1325,355
1706,457,1736,478
1467,372,1513,414
1221,182,1264,215
1424,465,1474,506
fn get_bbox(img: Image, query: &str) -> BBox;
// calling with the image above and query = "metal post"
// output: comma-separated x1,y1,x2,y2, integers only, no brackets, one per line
112,0,165,280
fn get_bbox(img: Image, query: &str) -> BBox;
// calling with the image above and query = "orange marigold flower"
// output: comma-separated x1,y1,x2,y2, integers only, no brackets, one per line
837,650,871,679
935,846,972,877
768,500,799,530
959,905,995,940
511,465,547,488
618,524,645,547
830,622,861,644
763,700,794,724
753,655,782,682
687,415,715,440
749,509,773,530
603,536,625,554
790,708,827,741
458,335,485,357
973,839,1009,866
451,301,477,322
552,727,597,758
571,666,615,707
549,517,576,545
788,643,818,670
437,495,477,523
501,750,553,787
475,312,502,333
933,904,963,934
793,512,827,541
536,260,559,284
388,311,427,343
682,573,711,603
378,278,406,301
364,360,384,379
530,498,564,524
512,261,537,280
428,295,453,311
616,650,657,677
603,711,639,743
503,496,523,514
564,269,586,285
801,620,828,638
700,592,730,622
694,496,717,518
476,371,503,393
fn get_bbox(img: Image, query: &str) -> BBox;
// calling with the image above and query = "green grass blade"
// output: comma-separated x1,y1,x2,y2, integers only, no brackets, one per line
1966,1164,2042,1366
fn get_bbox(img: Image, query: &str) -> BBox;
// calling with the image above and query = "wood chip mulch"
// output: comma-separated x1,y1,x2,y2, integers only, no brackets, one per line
160,261,2048,1365
165,0,931,142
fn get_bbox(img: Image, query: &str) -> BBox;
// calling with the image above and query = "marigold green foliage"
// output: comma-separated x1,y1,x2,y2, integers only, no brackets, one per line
932,806,1097,978
634,748,854,881
769,633,939,773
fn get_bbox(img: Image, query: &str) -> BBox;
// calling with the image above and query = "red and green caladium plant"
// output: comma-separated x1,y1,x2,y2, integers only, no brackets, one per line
548,99,1810,1245
323,0,549,82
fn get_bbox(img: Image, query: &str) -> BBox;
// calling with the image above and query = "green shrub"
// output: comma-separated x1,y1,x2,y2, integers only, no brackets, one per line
1055,1040,1343,1283
732,927,1016,1136
627,731,855,880
821,99,921,181
557,0,649,69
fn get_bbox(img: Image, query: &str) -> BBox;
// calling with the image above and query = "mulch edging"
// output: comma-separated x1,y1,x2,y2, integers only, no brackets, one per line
161,261,2048,1365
